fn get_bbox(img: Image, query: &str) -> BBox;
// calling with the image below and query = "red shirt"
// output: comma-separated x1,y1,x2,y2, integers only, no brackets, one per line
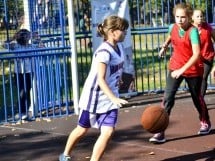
199,22,215,62
169,24,203,77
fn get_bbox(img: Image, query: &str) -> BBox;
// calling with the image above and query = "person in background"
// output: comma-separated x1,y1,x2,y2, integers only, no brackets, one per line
59,15,129,161
192,9,215,97
149,3,211,144
31,31,45,48
79,12,90,32
5,29,34,120
2,29,45,120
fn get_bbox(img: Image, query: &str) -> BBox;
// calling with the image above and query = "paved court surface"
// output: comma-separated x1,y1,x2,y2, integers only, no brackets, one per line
0,92,215,161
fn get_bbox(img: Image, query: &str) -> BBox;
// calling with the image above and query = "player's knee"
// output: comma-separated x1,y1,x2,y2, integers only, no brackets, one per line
75,125,88,136
100,126,114,138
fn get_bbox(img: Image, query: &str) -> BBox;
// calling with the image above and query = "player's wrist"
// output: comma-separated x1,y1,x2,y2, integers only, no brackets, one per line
162,43,168,49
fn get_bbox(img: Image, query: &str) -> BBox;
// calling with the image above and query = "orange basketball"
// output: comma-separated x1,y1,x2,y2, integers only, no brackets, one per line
141,104,169,133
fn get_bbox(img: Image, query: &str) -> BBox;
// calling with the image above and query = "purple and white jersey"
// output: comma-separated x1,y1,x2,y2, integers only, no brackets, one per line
79,42,125,113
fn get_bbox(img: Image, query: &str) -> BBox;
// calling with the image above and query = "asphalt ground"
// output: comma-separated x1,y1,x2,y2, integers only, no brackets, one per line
0,92,215,161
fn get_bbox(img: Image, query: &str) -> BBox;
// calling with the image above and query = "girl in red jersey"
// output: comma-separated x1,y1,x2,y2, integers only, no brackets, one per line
149,3,211,144
192,9,215,97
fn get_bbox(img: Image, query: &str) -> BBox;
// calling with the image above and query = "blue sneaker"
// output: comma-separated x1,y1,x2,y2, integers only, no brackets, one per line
198,121,211,135
59,153,71,161
149,132,166,144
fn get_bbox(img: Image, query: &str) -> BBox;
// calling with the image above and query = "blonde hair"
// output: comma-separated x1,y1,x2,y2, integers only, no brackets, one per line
192,8,206,23
97,15,129,41
193,8,205,16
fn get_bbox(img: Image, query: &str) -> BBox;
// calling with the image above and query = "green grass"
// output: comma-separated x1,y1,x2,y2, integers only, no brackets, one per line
73,33,171,93
133,47,170,92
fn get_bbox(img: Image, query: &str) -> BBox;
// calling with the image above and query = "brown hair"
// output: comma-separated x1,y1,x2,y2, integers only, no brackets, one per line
15,29,31,45
97,15,129,40
173,3,193,21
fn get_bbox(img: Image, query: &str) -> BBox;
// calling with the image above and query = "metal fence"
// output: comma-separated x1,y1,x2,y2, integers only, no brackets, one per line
0,47,72,123
0,0,215,123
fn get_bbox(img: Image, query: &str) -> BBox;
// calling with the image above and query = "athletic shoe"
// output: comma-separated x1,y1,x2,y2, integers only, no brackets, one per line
15,113,28,120
59,153,71,161
198,121,211,135
21,114,28,120
149,132,166,143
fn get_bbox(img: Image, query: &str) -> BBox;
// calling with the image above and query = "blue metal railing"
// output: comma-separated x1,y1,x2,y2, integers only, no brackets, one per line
0,48,73,123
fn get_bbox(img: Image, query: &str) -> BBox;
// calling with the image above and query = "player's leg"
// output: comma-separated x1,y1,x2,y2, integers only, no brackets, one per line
149,72,183,143
91,126,114,161
59,125,88,161
59,109,91,161
162,72,183,114
201,61,213,97
90,109,118,161
186,77,211,135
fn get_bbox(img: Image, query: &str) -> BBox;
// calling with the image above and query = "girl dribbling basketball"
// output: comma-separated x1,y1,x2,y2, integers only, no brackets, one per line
59,15,129,161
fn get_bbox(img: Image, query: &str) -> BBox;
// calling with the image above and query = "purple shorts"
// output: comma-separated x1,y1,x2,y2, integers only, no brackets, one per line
78,109,118,129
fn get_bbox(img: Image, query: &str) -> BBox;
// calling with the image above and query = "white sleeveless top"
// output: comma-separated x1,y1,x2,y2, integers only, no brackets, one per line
79,42,125,113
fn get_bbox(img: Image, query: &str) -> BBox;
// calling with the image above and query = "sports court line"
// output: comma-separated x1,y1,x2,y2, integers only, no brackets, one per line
0,125,67,136
1,125,193,155
115,140,192,155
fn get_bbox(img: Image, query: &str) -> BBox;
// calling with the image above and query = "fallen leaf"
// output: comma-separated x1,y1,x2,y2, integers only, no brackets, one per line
149,152,155,155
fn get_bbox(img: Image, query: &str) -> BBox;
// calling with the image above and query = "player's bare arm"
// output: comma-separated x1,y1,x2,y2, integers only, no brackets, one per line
97,62,128,107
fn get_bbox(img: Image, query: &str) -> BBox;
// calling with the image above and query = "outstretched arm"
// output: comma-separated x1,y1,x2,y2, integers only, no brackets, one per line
159,35,171,58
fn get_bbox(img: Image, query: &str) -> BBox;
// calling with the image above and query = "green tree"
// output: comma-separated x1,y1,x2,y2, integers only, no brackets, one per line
0,0,23,29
